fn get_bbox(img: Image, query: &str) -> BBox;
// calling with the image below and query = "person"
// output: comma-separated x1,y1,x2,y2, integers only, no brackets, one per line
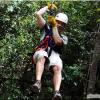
31,3,68,100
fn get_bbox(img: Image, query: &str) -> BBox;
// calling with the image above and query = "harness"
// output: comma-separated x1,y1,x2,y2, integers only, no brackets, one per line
35,35,50,51
35,24,62,57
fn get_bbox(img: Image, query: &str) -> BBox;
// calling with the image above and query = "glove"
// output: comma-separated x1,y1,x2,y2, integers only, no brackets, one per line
47,3,57,10
48,16,57,27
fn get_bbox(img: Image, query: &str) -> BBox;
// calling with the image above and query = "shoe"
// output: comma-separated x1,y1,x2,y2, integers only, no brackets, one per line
52,91,62,100
31,80,41,94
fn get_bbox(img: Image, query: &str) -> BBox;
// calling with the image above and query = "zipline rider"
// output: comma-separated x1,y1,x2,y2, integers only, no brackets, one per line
32,3,68,100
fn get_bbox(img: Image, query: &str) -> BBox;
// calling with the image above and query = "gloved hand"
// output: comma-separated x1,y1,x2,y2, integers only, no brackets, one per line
47,3,57,10
48,16,57,27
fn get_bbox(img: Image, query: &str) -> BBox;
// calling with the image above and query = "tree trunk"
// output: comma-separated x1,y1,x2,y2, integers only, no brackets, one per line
87,24,100,93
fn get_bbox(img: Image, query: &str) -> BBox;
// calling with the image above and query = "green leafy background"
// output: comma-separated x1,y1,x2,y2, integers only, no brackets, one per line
0,1,99,100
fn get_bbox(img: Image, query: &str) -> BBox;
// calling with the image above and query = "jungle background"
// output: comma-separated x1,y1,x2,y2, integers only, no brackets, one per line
0,0,100,100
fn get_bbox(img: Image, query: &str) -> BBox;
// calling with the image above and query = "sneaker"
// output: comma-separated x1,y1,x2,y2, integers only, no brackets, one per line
31,80,41,94
52,91,62,100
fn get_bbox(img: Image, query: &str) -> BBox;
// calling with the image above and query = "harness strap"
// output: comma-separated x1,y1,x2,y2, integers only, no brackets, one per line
48,47,52,57
35,36,50,51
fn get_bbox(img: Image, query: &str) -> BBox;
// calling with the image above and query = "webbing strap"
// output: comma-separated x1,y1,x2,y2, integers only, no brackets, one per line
48,47,52,57
35,36,50,51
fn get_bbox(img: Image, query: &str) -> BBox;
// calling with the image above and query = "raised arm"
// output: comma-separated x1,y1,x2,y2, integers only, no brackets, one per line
35,6,48,29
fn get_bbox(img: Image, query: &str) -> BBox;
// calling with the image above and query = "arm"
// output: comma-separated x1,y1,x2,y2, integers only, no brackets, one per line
35,4,61,45
48,16,63,45
35,6,48,29
52,27,63,45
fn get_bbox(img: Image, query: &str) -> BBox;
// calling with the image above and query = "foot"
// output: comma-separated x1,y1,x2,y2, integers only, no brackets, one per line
31,80,41,94
52,91,62,100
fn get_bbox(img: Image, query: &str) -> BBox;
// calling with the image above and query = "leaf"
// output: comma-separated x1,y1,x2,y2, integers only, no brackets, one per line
97,18,100,22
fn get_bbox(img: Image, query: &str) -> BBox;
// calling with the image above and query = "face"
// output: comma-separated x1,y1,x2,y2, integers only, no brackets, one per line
56,20,65,33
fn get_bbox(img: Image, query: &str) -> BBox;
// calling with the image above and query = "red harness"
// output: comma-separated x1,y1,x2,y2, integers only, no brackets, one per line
35,35,50,51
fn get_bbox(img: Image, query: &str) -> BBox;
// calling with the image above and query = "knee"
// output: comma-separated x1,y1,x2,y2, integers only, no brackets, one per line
53,65,62,73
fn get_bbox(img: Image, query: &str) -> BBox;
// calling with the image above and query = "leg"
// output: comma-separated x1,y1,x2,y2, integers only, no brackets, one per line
52,65,62,100
49,51,63,100
52,65,62,91
31,57,45,94
32,50,48,93
36,57,46,81
33,50,48,81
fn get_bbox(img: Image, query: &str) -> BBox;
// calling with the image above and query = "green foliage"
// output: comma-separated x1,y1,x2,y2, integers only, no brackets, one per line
64,64,83,81
0,1,99,99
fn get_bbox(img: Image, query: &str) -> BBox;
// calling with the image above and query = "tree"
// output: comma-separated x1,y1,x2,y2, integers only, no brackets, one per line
87,24,100,94
87,1,100,95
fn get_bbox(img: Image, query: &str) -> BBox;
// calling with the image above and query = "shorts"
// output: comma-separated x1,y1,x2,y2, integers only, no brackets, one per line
33,49,63,69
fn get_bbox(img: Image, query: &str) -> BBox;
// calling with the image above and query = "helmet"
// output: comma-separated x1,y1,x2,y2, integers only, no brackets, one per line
55,13,68,24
